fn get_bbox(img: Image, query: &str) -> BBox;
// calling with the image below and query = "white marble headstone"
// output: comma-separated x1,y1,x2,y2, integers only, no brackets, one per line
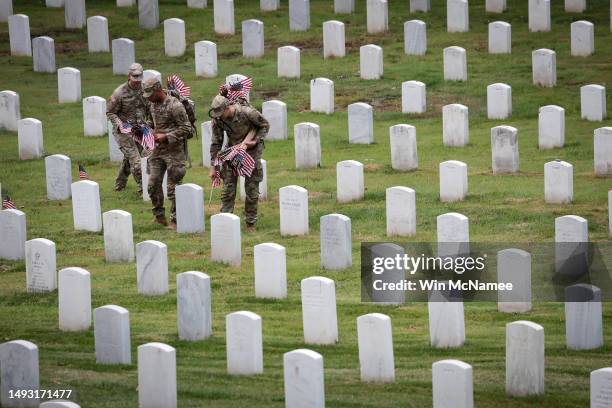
402,81,426,114
177,271,212,341
386,186,416,237
591,368,612,407
136,240,168,295
32,36,56,73
334,0,354,13
103,210,134,263
284,349,325,408
544,160,573,204
486,0,506,12
58,67,81,103
58,267,91,331
439,161,468,202
360,44,383,80
40,401,81,408
83,96,107,136
389,124,418,171
0,90,20,132
301,276,338,345
447,0,469,32
487,83,512,119
443,104,469,147
201,121,212,167
581,84,606,121
443,46,467,81
278,46,300,78
254,243,287,299
9,14,32,57
17,118,44,160
260,0,278,11
432,359,473,408
0,0,12,23
594,127,612,176
211,213,241,266
94,305,131,364
176,183,205,233
348,103,373,144
437,212,469,257
138,0,159,29
410,0,430,12
294,122,321,169
188,0,207,7
25,238,57,293
323,20,345,58
532,48,556,87
279,185,309,236
428,287,465,348
497,248,532,313
357,313,395,383
0,209,26,260
491,125,519,174
226,311,263,374
64,0,86,29
112,38,135,75
262,100,287,141
505,320,545,396
164,18,186,57
0,340,39,407
366,0,388,33
239,159,267,201
242,19,264,58
289,0,310,31
138,343,176,408
71,180,102,232
214,0,235,34
565,284,603,350
195,41,218,78
571,20,594,57
336,160,364,202
565,0,586,12
488,21,511,54
310,78,334,114
320,214,352,270
529,0,550,32
538,105,565,149
404,20,427,55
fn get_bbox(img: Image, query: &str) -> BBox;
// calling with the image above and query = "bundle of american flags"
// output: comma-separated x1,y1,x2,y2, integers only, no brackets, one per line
219,76,252,102
211,144,256,188
78,163,89,180
2,195,16,210
167,74,191,98
120,121,155,154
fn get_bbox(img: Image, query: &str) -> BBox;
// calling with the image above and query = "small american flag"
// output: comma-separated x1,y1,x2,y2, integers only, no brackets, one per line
78,163,89,180
119,122,132,134
167,74,191,98
141,125,155,152
219,77,252,102
2,195,16,210
211,144,256,189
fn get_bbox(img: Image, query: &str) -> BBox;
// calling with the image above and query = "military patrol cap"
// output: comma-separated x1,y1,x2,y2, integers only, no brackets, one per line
209,94,230,118
142,77,162,97
128,63,143,82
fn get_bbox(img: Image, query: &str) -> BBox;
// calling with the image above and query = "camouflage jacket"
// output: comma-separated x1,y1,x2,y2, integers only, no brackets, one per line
106,82,149,131
211,104,269,161
148,93,192,158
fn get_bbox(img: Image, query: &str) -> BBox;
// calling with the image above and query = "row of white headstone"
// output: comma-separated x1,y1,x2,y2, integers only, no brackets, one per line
2,316,610,407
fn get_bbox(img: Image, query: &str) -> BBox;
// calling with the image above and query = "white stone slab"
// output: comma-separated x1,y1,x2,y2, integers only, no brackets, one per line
103,210,134,263
555,215,589,277
367,0,388,33
538,105,565,149
0,209,26,260
279,185,309,236
310,78,334,114
348,103,373,144
284,349,325,408
109,120,123,162
595,127,612,176
443,104,469,146
136,240,168,295
323,20,345,58
211,213,241,266
591,368,612,408
402,81,426,114
565,0,586,12
529,0,551,32
437,212,469,258
25,238,57,293
336,160,364,202
177,271,212,341
58,267,91,331
447,0,469,32
488,21,511,54
301,276,338,344
505,321,545,396
71,180,102,232
261,0,278,11
46,0,64,6
242,19,264,58
0,0,12,23
386,186,416,236
289,0,310,31
138,343,176,408
138,0,159,29
32,36,56,73
497,249,531,313
491,125,519,174
486,0,506,12
334,0,354,14
360,44,383,80
262,100,287,141
58,67,81,103
9,14,32,57
195,41,217,78
140,156,167,201
320,214,351,270
544,160,573,203
117,0,135,5
175,184,204,233
112,38,135,76
581,84,606,121
571,20,594,56
226,311,263,375
0,90,20,132
0,340,39,407
532,48,556,87
428,287,465,348
239,158,267,201
439,161,468,202
40,401,80,408
565,284,603,350
254,243,286,299
214,0,234,34
404,20,427,55
294,122,321,168
64,0,86,29
278,46,300,78
358,313,394,383
17,118,43,160
487,83,512,119
83,96,107,136
201,121,212,167
432,360,473,408
390,124,418,171
164,18,185,57
188,0,207,7
609,191,612,238
94,305,131,364
443,46,467,81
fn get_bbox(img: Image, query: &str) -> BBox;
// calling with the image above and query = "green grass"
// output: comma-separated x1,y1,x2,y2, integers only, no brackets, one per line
0,0,611,406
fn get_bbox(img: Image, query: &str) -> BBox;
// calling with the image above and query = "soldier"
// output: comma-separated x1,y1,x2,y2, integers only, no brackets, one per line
106,63,149,195
208,95,269,233
142,77,192,229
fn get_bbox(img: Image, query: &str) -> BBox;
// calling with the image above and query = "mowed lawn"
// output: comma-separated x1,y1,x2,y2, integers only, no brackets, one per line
1,0,612,406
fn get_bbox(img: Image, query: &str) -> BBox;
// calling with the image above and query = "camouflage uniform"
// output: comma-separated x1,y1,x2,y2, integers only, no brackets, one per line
106,81,149,193
147,91,192,222
211,103,269,226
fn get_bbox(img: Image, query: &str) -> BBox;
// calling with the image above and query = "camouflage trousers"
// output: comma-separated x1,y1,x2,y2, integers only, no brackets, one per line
220,160,263,226
114,132,143,192
147,154,186,222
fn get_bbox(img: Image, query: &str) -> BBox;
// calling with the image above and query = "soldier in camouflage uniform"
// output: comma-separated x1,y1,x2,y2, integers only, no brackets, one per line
209,95,269,232
142,77,192,228
106,63,149,195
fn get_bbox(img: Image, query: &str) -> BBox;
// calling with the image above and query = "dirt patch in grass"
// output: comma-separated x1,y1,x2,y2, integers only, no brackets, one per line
364,163,384,171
